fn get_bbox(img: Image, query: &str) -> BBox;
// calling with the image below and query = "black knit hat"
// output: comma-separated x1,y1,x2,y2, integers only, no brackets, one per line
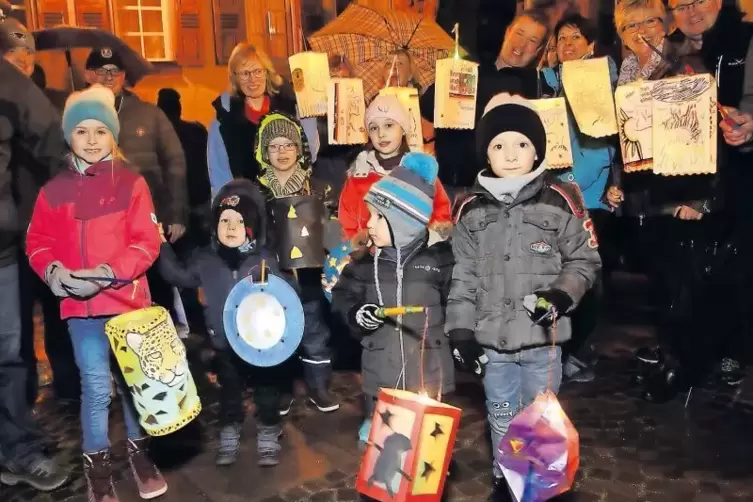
476,93,547,169
214,191,260,242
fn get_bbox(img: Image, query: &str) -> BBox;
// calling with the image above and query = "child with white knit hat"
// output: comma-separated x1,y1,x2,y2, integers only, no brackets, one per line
26,84,165,502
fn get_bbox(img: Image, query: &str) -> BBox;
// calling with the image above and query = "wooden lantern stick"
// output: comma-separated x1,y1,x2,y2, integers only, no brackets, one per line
292,268,299,282
452,23,460,60
261,259,266,284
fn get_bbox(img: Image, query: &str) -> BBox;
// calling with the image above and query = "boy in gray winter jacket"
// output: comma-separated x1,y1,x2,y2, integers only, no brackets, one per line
447,94,600,501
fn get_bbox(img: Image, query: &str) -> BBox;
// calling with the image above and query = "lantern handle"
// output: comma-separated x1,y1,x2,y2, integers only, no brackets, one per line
452,23,460,60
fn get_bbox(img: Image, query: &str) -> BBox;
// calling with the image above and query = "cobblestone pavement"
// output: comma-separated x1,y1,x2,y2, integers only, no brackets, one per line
4,275,753,502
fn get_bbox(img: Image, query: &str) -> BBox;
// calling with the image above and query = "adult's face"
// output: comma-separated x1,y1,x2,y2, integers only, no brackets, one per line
85,64,126,96
556,25,591,62
545,36,558,67
236,57,267,99
499,15,547,68
383,52,412,87
3,47,34,77
669,0,722,39
620,8,666,58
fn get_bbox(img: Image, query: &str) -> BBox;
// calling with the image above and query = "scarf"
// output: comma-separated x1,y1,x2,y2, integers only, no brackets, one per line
217,238,256,271
477,163,548,202
617,40,665,85
260,164,312,197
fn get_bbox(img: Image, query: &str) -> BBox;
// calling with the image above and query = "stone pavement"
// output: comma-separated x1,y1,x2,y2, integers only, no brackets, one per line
5,275,753,502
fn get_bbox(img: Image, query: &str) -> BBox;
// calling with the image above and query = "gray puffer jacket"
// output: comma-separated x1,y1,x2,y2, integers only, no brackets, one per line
446,170,601,352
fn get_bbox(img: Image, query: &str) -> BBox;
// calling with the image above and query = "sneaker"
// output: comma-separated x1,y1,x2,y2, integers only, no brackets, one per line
82,450,118,502
568,367,596,383
720,358,745,387
257,424,282,467
279,395,295,417
636,346,662,365
127,438,167,499
215,423,242,466
309,389,340,413
0,454,70,492
488,477,514,502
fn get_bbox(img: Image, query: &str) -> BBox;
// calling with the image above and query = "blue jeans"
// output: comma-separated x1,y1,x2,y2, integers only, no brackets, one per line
482,346,562,478
67,317,143,453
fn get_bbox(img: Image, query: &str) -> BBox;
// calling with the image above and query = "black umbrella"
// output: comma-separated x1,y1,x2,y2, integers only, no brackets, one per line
33,27,152,87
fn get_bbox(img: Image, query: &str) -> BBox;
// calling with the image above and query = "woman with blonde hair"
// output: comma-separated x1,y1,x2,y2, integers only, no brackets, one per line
207,43,296,197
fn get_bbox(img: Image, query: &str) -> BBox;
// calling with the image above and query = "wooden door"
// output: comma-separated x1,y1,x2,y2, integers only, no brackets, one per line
175,0,205,66
245,0,266,52
35,0,69,28
212,0,246,64
264,0,289,63
74,0,112,30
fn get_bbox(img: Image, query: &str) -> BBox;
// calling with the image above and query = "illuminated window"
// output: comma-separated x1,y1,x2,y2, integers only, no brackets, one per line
116,0,174,62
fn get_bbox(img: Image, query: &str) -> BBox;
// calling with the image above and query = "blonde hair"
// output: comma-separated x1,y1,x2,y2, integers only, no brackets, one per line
227,43,284,97
614,0,666,34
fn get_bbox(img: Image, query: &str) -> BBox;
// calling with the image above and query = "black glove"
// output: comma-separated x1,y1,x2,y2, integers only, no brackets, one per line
525,289,573,327
449,329,488,377
349,303,384,333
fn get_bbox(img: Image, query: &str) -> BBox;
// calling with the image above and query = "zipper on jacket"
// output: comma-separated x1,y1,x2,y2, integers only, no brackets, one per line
80,220,91,317
131,279,139,301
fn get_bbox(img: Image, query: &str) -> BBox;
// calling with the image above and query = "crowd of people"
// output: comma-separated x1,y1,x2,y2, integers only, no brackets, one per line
1,1,752,502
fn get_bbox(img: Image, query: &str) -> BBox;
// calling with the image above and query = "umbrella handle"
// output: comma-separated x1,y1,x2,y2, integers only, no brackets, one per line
65,49,75,91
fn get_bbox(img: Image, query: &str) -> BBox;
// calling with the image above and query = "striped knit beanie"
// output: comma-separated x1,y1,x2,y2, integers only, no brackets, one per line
364,152,438,248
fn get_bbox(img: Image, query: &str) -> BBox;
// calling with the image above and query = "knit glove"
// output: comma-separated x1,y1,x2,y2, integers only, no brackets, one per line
44,261,72,298
524,289,573,327
70,265,115,288
349,303,384,333
64,265,114,298
449,329,488,377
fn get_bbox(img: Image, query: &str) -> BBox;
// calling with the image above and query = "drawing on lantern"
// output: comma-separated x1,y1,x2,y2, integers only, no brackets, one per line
529,97,573,169
328,77,368,145
434,58,479,130
288,52,330,117
561,57,618,138
615,81,654,172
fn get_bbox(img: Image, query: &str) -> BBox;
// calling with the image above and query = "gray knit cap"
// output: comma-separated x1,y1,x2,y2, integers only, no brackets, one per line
259,115,303,164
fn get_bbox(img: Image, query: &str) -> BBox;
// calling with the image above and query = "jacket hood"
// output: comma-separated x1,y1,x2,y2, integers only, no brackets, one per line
211,178,268,248
252,111,313,174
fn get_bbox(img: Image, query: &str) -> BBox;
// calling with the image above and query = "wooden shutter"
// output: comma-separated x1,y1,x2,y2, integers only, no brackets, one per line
36,0,68,28
245,0,266,51
265,0,289,63
212,0,246,65
74,0,111,30
175,0,204,66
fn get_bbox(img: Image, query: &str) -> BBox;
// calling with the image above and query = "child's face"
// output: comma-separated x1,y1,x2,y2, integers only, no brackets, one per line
487,131,538,178
70,119,114,164
367,204,392,248
267,136,299,172
217,209,246,248
368,117,403,157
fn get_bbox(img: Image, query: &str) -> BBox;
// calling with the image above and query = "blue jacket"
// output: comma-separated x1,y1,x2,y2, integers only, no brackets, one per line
541,58,617,210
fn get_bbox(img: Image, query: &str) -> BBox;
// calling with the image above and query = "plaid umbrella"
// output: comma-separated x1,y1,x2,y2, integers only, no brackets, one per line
308,4,463,100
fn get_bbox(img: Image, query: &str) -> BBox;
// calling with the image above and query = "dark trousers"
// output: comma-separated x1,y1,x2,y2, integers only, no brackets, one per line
18,252,79,404
0,263,45,467
214,350,282,427
300,298,333,393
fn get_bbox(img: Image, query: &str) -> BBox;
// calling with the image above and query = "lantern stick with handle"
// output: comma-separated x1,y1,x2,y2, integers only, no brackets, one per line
375,305,424,318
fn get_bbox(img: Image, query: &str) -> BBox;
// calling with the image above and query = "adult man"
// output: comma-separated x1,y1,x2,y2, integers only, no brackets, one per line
84,47,188,311
648,0,753,396
1,15,80,406
0,10,70,491
420,9,549,188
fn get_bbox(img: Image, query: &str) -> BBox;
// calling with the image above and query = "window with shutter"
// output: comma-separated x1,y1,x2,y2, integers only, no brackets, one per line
175,0,204,66
115,0,174,62
212,0,246,65
36,0,68,28
75,0,112,31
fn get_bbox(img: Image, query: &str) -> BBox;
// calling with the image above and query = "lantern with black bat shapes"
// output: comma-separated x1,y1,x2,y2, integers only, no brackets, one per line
269,194,326,270
357,388,461,502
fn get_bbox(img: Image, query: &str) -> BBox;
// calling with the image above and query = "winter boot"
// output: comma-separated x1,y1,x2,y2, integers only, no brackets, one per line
257,424,282,467
309,388,340,413
488,476,514,502
357,418,372,451
279,395,295,417
82,450,118,502
304,361,340,412
0,454,70,492
127,438,167,499
215,423,242,466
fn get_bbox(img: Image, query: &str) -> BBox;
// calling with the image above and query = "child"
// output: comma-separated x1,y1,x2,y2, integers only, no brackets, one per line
446,94,601,502
332,152,455,447
158,179,288,467
253,111,339,413
338,95,452,241
25,85,165,502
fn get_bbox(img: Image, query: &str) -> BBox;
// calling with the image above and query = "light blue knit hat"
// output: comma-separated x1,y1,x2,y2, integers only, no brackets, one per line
62,84,120,144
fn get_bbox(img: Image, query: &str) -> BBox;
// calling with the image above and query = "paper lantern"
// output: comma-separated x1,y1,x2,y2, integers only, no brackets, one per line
433,58,478,130
379,87,424,152
357,389,461,502
223,273,304,367
328,78,368,145
269,194,326,269
322,239,355,302
499,391,579,502
289,51,331,118
529,98,574,169
105,307,201,436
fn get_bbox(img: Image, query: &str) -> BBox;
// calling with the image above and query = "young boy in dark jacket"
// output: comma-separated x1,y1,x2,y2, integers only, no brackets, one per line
331,152,455,447
158,179,287,468
253,111,339,413
447,94,601,502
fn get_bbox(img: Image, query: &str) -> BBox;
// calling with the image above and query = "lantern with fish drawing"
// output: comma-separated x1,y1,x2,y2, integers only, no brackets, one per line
289,51,330,117
105,306,201,436
356,307,461,502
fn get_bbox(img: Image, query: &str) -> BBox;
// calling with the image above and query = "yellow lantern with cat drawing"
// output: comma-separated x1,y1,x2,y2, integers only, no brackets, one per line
105,306,201,436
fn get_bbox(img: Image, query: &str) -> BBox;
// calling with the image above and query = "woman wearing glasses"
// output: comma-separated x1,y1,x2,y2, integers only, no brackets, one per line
207,43,297,198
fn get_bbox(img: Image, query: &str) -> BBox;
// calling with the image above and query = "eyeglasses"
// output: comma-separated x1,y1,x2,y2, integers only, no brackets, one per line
623,17,662,33
267,143,297,153
94,68,124,77
236,68,265,81
671,0,711,14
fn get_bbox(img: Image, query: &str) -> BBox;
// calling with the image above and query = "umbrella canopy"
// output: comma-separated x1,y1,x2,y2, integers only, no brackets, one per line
33,27,152,86
308,4,463,100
